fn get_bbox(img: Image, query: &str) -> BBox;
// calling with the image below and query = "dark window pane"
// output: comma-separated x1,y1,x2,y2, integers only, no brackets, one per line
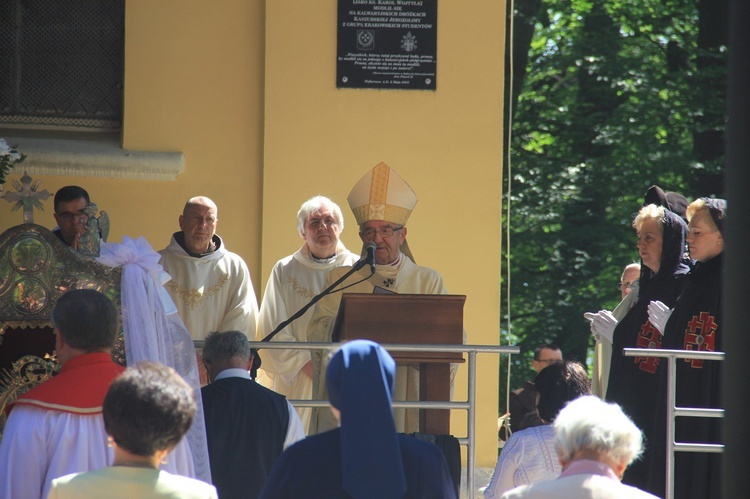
0,0,125,130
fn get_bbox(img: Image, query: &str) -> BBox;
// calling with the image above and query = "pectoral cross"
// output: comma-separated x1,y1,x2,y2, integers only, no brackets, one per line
2,173,52,224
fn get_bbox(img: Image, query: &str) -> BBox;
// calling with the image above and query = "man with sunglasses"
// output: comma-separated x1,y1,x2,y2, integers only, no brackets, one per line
505,344,563,436
306,162,461,435
52,185,91,248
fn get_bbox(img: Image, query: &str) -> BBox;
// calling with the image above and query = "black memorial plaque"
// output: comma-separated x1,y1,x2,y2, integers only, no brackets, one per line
337,0,437,90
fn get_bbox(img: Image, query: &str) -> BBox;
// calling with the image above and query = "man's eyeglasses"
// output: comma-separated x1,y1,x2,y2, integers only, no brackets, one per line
308,218,339,230
617,281,635,291
360,226,403,240
57,210,88,222
535,359,562,365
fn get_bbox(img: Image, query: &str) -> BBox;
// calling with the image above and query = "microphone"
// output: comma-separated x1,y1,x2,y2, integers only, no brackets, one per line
364,241,377,274
260,241,379,344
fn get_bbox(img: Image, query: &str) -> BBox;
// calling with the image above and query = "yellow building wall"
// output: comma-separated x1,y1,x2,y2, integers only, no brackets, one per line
1,0,267,288
262,1,505,466
0,0,506,469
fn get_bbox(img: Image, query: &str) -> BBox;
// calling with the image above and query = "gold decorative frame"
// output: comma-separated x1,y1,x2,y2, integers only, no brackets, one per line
0,224,123,434
0,355,60,439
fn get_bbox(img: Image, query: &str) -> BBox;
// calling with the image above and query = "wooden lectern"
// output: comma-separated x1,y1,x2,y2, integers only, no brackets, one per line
332,293,465,434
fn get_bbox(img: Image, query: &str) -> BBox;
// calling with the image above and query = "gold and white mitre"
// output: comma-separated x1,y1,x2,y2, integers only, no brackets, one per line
347,161,418,226
347,161,418,261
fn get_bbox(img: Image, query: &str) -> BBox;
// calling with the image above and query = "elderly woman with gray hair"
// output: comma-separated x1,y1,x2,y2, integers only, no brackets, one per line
501,396,658,499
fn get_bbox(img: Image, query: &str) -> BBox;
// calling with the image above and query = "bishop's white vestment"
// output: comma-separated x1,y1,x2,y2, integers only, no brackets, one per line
306,253,459,434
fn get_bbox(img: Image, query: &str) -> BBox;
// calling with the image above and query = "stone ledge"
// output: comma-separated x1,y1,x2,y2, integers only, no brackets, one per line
2,135,184,181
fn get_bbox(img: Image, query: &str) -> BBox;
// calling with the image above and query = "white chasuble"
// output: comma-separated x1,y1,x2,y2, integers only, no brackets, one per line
307,255,458,434
257,244,358,433
159,234,259,341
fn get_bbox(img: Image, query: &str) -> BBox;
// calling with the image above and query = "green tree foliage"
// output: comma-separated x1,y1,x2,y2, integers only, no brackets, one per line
500,0,727,408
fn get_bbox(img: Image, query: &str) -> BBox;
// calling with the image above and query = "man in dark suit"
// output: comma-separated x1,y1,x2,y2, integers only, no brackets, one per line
201,331,304,499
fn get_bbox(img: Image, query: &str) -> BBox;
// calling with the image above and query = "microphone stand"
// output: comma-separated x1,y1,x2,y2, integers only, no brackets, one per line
259,255,375,345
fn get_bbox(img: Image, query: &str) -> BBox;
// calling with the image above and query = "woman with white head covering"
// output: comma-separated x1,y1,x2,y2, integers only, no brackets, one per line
259,340,456,499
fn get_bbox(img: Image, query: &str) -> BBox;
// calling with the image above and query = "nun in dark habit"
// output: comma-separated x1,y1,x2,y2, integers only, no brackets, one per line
259,340,456,499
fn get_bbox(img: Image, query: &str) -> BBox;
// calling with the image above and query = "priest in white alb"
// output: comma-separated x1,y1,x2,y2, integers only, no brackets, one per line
306,162,464,434
0,290,125,499
159,196,259,382
256,196,358,433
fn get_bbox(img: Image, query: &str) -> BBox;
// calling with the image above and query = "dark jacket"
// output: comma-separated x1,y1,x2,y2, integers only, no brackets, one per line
202,376,291,499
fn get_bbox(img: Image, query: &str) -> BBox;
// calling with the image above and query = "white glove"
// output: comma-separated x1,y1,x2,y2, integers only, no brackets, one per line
648,301,673,335
584,310,618,344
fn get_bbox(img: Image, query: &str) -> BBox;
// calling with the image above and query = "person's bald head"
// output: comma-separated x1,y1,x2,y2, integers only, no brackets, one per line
179,196,219,254
182,196,218,217
620,263,640,300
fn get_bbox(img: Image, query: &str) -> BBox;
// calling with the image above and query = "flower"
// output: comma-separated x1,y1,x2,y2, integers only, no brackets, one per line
0,138,26,185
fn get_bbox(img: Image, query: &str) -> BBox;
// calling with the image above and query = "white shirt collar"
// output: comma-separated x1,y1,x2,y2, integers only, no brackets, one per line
214,368,251,381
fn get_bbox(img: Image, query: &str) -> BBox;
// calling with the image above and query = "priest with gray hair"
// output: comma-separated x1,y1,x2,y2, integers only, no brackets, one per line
256,195,358,433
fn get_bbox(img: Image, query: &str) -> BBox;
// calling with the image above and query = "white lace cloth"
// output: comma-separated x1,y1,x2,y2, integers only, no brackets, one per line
484,424,561,498
97,236,211,484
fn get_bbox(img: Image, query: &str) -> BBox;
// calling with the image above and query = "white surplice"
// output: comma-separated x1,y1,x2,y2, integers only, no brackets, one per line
484,425,560,499
158,234,259,341
256,243,358,432
0,406,112,499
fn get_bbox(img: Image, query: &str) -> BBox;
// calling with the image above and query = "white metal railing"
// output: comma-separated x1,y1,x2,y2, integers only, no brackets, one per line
622,348,724,499
196,340,519,499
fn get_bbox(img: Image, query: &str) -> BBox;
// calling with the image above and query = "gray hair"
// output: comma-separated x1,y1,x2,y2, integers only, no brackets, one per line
554,396,644,467
296,195,344,238
202,331,251,363
633,204,665,233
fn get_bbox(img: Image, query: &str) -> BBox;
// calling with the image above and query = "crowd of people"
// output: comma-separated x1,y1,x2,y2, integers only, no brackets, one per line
0,175,726,498
488,185,725,498
0,162,464,498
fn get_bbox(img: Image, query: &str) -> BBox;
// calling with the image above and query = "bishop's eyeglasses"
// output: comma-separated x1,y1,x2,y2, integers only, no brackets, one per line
360,226,403,240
